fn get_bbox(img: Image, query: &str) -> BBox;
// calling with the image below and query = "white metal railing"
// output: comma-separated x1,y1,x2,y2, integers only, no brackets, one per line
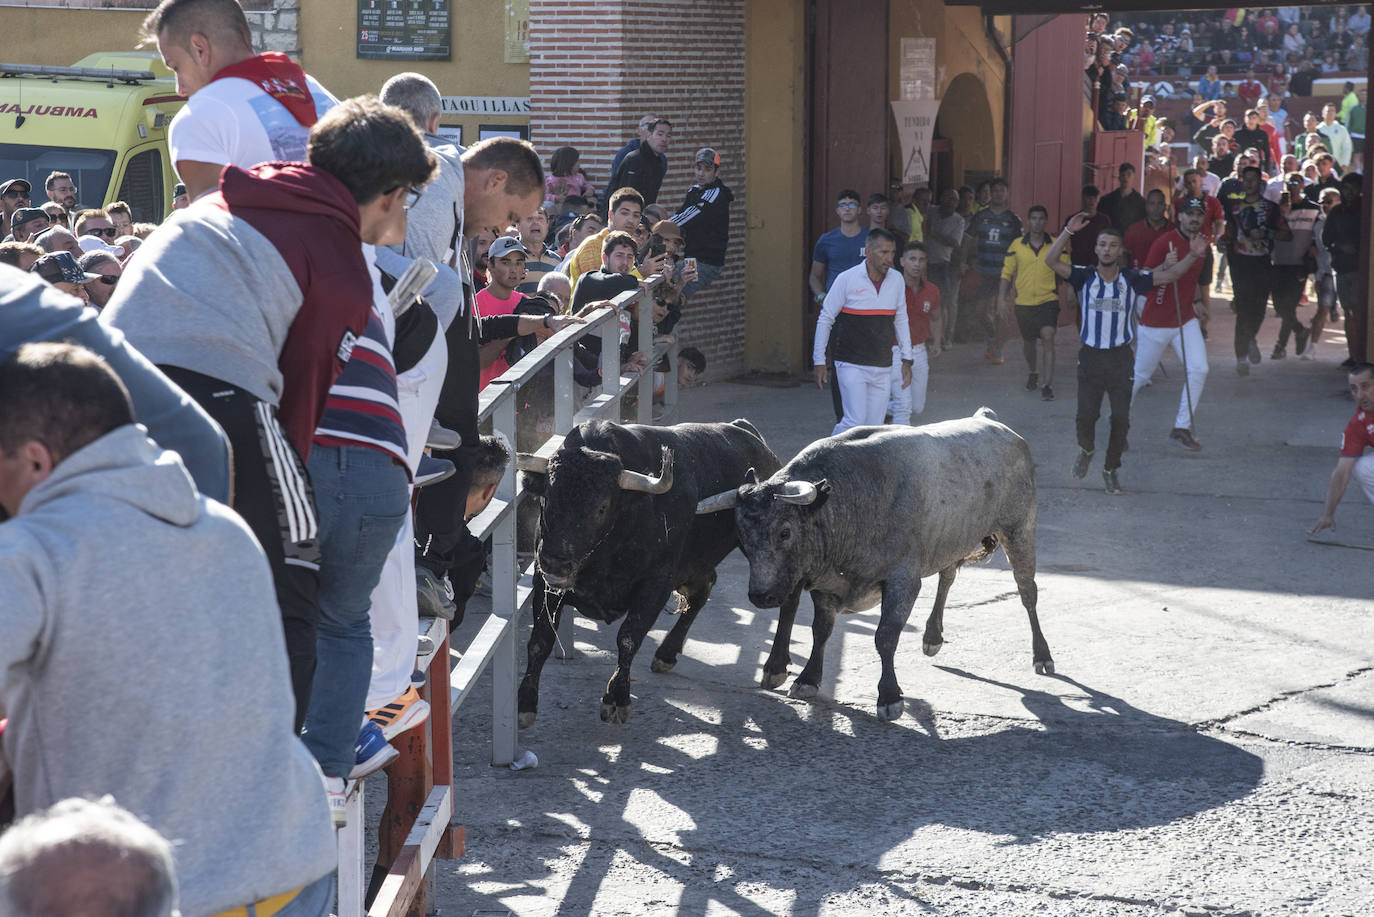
340,276,674,917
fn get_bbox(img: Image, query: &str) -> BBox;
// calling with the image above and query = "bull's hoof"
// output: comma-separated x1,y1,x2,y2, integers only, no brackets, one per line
760,669,789,690
789,681,818,700
650,656,676,674
876,698,905,721
922,640,943,657
518,711,537,729
599,702,631,724
1035,659,1055,675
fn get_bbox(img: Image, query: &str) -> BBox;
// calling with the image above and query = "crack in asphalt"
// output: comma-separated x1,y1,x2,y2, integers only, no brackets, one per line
1195,665,1374,729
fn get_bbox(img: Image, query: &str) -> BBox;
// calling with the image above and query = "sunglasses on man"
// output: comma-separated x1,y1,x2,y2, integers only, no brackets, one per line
3,189,30,199
86,227,119,239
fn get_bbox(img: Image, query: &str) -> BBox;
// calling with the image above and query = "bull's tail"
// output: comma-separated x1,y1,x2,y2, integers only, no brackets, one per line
960,535,999,566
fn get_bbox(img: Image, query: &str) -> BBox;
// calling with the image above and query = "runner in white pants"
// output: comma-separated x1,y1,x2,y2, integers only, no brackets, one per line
813,229,912,433
1135,199,1211,452
887,241,942,424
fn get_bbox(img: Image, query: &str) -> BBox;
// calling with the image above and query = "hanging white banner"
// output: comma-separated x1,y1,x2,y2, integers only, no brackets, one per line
890,99,941,186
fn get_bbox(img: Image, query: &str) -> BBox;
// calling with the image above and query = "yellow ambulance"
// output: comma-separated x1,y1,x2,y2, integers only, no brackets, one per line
0,52,184,223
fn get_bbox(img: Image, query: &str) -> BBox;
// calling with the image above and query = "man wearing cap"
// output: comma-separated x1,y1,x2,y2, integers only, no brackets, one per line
1,179,32,237
172,183,190,210
1138,96,1160,149
477,235,530,389
670,147,734,300
28,251,103,305
7,209,49,244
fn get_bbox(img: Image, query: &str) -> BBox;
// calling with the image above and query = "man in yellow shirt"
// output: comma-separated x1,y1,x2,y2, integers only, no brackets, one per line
999,204,1069,400
568,186,647,286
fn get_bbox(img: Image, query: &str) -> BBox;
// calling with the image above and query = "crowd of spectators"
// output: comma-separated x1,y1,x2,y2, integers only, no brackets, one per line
0,0,735,913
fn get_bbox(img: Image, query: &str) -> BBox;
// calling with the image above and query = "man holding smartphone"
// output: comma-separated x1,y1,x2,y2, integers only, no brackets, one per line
671,147,734,300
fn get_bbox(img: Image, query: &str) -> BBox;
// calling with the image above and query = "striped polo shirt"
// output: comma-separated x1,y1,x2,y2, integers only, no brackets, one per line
1066,265,1156,349
312,301,410,475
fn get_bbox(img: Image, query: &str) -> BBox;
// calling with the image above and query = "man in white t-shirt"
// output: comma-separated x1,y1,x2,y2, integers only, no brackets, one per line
143,0,337,200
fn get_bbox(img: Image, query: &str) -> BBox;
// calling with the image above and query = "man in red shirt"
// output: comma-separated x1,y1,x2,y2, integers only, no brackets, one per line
1134,198,1212,452
1310,363,1374,534
1175,168,1225,336
1123,189,1173,269
1237,69,1265,112
887,240,942,424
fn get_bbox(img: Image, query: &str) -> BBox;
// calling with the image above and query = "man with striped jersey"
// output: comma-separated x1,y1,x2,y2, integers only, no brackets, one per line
1045,212,1206,494
813,228,913,434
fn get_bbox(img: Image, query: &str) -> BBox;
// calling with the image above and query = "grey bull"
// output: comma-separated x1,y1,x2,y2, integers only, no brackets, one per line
697,407,1053,721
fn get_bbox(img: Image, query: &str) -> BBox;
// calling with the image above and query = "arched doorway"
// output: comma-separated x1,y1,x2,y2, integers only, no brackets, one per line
933,72,998,192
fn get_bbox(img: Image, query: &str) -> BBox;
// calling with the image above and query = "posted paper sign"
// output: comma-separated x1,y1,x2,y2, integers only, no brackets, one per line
891,100,941,186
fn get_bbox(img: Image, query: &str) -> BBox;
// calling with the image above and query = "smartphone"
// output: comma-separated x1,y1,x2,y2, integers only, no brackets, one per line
684,257,697,273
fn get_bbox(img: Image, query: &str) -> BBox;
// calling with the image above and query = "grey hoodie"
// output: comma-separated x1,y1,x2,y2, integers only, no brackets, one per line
0,425,335,916
0,265,230,502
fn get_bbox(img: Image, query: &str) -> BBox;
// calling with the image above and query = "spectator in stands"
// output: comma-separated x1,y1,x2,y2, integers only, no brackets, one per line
39,202,67,230
1068,185,1113,266
964,178,1022,360
1087,37,1116,128
611,114,667,183
515,205,560,294
0,242,44,272
1099,162,1147,231
6,209,48,244
1324,173,1365,366
568,186,644,285
1269,172,1320,359
545,145,597,211
477,236,532,389
1308,362,1374,533
73,208,117,243
0,796,179,917
1192,99,1228,152
887,241,941,423
43,172,77,211
1197,64,1223,100
1,179,31,238
29,252,100,305
34,226,83,258
671,147,734,300
102,97,436,766
1351,6,1372,38
1283,21,1307,56
1237,69,1265,110
0,341,336,916
924,188,965,350
1290,55,1319,96
570,230,641,315
77,251,122,309
607,117,672,207
999,205,1064,400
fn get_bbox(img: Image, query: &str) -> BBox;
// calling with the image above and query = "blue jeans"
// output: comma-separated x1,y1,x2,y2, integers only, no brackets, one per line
270,871,335,917
302,444,410,778
680,260,723,300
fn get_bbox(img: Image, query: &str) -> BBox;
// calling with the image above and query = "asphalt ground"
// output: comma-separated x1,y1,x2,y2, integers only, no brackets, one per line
375,294,1373,916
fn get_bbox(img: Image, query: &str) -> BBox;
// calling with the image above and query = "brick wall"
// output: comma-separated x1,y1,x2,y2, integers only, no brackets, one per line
529,0,748,380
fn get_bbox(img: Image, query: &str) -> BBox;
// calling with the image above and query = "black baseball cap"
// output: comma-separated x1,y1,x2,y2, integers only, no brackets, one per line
1180,197,1207,214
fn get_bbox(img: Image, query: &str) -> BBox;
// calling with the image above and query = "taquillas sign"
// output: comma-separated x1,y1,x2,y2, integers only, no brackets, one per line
1,104,99,118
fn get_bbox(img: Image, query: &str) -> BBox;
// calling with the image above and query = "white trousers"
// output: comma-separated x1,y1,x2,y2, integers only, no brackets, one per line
1356,453,1374,506
1132,319,1208,430
833,360,892,434
887,345,929,425
365,329,448,710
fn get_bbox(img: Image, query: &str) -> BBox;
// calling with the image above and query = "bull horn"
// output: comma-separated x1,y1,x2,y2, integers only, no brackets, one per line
516,453,550,474
619,447,674,494
696,489,739,514
774,481,820,505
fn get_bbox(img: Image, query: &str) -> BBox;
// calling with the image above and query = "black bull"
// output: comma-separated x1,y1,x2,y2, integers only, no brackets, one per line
517,418,782,726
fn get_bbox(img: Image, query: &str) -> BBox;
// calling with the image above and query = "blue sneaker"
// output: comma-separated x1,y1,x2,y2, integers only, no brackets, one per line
350,721,398,780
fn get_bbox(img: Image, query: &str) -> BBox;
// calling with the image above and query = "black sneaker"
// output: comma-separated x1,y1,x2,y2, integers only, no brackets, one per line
1169,427,1202,452
1102,468,1123,495
1072,448,1094,479
1295,326,1311,356
1271,345,1286,360
1025,372,1039,391
1237,360,1250,377
1248,338,1262,364
1041,384,1054,401
416,565,457,621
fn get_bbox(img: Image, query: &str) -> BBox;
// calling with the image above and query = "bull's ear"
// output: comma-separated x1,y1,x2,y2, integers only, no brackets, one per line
519,470,548,497
810,479,832,510
745,467,758,484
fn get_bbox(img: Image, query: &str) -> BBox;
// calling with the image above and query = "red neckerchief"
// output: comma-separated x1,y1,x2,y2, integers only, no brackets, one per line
211,52,317,128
